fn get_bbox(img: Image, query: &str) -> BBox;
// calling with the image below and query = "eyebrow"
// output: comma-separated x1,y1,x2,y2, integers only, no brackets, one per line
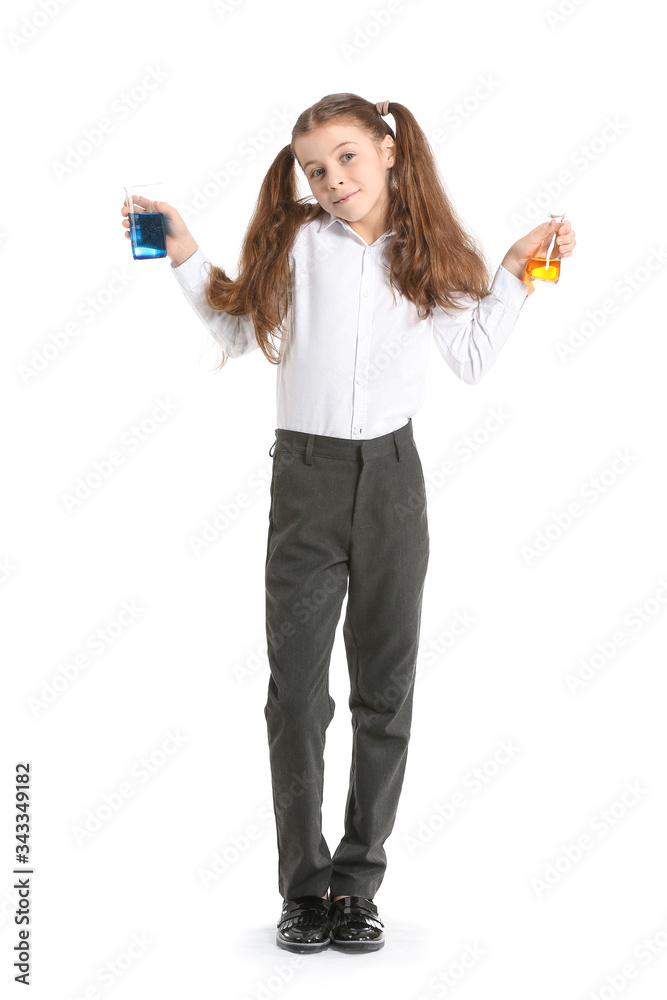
302,141,360,170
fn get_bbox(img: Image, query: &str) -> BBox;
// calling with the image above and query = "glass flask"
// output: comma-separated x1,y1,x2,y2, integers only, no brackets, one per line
525,212,566,284
123,182,167,260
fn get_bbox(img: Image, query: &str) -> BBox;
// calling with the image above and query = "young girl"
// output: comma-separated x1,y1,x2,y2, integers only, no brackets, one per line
121,93,576,954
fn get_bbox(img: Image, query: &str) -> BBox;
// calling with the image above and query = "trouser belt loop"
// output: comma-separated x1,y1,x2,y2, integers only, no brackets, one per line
305,434,314,465
393,430,402,462
269,436,277,458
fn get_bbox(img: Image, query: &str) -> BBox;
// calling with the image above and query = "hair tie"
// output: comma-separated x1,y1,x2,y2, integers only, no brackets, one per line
376,101,390,116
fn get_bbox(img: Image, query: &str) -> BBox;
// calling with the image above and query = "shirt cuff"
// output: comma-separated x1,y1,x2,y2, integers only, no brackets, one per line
170,245,211,293
492,263,534,309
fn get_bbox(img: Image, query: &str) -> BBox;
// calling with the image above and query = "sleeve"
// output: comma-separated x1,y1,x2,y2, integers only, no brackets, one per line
169,246,260,358
431,263,533,384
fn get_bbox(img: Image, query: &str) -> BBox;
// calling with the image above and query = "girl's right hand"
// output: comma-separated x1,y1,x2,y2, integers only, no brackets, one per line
121,197,198,266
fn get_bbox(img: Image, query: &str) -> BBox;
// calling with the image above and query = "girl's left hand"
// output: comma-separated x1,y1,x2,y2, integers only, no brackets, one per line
502,218,577,280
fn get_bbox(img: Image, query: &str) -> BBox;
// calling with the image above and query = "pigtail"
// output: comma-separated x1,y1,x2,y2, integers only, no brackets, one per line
382,102,494,316
205,144,318,368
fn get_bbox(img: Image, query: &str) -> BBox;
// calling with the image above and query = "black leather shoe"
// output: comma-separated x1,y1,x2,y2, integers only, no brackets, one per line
276,896,333,953
329,895,385,951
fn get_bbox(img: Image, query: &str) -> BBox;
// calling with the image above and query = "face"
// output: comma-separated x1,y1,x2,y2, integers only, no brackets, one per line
293,123,396,231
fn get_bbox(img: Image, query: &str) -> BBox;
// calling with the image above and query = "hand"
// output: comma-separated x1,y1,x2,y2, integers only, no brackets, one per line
121,197,198,266
502,218,577,282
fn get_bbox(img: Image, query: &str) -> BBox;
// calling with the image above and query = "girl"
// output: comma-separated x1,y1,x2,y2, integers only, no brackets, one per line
121,93,576,954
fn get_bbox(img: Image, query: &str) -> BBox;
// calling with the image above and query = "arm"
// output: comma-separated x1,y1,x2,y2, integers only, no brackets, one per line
432,217,577,383
431,264,533,384
121,197,260,358
170,245,260,359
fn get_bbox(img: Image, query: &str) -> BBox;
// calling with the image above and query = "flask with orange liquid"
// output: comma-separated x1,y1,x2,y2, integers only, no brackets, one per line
525,212,566,284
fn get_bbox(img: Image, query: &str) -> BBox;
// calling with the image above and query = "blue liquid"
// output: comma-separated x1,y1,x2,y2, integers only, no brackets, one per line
129,211,167,259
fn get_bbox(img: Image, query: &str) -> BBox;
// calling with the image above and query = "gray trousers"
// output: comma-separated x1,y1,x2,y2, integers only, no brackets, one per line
264,418,429,900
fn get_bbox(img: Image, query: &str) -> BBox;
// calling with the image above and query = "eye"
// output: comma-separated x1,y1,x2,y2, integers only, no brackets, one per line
311,152,355,179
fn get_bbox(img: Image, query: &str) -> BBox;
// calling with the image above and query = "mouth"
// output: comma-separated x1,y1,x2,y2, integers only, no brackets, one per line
335,190,358,204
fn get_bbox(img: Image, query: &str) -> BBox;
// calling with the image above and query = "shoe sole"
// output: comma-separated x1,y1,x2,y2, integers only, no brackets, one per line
276,932,331,953
330,936,385,952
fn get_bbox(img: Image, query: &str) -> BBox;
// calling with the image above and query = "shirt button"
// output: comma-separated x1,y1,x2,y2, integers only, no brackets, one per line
356,378,362,385
362,291,369,298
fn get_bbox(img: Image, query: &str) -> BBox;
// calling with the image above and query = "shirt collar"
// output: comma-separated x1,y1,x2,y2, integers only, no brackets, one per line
318,210,396,243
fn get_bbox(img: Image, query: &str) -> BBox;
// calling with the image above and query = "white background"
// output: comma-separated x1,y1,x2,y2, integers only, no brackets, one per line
2,0,666,997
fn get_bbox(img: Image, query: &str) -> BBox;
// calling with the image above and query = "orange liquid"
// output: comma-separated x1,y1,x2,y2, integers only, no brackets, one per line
525,256,561,282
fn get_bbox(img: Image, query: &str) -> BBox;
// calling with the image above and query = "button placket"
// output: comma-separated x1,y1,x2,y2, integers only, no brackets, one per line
352,246,374,438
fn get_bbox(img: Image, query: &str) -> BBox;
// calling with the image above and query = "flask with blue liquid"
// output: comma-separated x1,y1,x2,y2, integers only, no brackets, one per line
123,182,167,259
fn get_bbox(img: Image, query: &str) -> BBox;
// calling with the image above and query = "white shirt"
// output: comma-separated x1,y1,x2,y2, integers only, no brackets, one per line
171,210,534,439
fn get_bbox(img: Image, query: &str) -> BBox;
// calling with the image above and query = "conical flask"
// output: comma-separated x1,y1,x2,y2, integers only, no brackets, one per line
525,212,566,283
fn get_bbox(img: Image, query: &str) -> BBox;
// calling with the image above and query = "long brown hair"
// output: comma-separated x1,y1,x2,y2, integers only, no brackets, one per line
205,93,494,369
